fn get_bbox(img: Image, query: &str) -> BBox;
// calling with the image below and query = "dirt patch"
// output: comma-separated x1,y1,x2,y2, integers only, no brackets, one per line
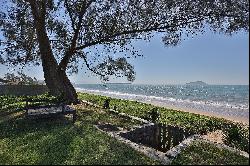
202,130,224,144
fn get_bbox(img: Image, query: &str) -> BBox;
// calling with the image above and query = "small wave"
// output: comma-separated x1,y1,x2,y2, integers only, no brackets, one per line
75,88,249,111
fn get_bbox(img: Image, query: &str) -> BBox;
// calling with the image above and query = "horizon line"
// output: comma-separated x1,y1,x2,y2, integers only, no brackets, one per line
73,83,249,86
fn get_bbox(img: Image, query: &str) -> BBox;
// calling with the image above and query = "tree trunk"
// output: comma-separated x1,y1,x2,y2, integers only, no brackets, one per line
29,1,78,104
39,47,78,104
39,45,78,104
56,69,79,104
42,61,79,104
38,35,78,104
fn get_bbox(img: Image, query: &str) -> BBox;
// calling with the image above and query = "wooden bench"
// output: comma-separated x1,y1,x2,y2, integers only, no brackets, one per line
25,97,76,123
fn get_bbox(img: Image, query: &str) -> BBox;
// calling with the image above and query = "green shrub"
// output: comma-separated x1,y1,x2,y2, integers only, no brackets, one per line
223,124,249,153
78,92,249,152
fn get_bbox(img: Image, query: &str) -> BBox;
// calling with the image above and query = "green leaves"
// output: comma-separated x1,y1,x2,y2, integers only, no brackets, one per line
1,0,249,81
78,92,249,152
0,93,60,112
93,57,136,82
222,124,249,153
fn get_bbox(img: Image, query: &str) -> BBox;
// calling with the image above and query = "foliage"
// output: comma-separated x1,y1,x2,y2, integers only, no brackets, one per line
171,140,249,165
222,124,249,153
0,95,25,113
0,0,249,81
0,93,59,113
77,92,249,152
1,72,39,85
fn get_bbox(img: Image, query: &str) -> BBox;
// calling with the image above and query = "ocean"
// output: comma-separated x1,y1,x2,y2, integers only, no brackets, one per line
75,84,249,123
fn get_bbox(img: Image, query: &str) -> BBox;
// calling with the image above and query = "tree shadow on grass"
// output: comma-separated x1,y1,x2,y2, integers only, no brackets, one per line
35,126,78,164
0,107,158,165
0,114,137,165
0,113,74,139
0,108,23,117
0,113,81,164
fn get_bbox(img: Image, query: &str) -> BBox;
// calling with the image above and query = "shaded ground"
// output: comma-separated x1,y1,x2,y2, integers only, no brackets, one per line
0,103,158,165
119,124,194,153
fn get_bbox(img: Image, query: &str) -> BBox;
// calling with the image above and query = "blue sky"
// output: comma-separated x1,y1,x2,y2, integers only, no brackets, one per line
0,30,249,85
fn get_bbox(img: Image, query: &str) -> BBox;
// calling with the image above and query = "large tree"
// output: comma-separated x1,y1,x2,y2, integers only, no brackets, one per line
0,0,249,103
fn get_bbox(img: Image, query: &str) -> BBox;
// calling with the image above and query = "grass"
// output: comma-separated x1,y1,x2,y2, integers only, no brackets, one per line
0,96,158,165
77,92,249,153
171,140,249,165
0,93,249,165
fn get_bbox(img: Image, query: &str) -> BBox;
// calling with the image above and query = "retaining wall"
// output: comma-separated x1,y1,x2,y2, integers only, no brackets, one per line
0,85,48,96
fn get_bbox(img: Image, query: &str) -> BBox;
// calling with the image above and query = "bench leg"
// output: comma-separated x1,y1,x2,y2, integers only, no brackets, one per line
25,107,28,115
73,112,76,123
25,98,29,116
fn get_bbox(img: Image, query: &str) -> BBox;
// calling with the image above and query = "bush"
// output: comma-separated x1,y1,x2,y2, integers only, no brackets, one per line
223,124,249,153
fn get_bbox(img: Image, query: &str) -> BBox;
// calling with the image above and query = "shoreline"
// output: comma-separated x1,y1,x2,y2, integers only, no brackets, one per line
142,100,249,125
76,89,249,125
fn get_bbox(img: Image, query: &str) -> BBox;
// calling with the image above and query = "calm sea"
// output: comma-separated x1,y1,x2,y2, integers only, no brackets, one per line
75,84,249,121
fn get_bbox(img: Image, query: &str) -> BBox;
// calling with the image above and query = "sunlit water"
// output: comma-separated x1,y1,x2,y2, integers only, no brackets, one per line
75,84,249,122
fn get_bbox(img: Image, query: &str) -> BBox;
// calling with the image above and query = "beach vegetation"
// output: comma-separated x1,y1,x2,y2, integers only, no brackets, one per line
0,72,39,85
77,92,249,153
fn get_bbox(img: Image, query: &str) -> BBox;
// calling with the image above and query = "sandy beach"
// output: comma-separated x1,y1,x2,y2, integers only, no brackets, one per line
142,100,249,125
77,89,249,125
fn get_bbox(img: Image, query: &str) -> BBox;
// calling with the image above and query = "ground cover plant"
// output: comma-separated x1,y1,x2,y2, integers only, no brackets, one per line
78,92,249,153
0,94,249,165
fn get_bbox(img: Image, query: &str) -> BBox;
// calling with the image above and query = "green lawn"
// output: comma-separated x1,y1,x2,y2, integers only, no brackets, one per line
0,97,158,165
171,140,249,165
0,93,249,165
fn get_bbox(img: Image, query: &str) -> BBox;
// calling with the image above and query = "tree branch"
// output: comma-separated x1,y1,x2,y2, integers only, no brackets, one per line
79,51,106,77
29,1,40,21
59,0,95,71
75,17,205,50
64,0,76,32
41,0,47,20
28,0,46,22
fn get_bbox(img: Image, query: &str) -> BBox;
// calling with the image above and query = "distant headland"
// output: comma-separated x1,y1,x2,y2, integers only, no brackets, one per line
104,82,132,85
186,81,208,86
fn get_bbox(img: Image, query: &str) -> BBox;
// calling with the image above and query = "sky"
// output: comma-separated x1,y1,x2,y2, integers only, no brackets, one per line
0,30,249,85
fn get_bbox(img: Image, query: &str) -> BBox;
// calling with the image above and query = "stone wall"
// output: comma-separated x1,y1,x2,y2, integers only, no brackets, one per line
0,85,49,96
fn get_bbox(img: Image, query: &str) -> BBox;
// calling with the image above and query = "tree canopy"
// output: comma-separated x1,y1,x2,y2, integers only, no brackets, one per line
0,0,248,103
0,72,39,85
0,0,248,81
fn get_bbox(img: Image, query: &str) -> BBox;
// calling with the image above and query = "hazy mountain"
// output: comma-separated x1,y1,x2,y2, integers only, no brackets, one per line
186,81,207,86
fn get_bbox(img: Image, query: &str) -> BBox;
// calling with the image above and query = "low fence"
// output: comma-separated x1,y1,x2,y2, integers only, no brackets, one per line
0,85,49,96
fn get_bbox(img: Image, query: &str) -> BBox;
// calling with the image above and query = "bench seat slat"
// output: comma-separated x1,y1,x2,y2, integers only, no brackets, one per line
25,97,76,123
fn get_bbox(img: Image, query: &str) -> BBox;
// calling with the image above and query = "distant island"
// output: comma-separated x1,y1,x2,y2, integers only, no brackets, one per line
186,81,208,86
104,82,132,85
